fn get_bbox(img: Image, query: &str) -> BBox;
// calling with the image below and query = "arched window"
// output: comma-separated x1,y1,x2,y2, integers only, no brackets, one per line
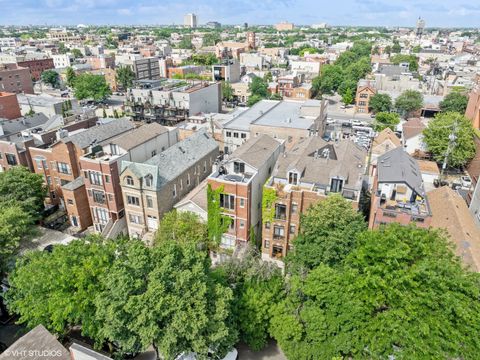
144,174,153,187
125,176,134,186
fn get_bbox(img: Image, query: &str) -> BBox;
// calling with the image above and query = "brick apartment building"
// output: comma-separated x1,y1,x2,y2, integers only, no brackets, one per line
17,58,55,81
261,137,367,263
120,130,218,240
0,91,21,119
369,147,432,229
28,118,135,207
207,134,283,249
79,123,178,235
0,63,34,94
85,55,115,70
355,84,376,113
466,86,480,129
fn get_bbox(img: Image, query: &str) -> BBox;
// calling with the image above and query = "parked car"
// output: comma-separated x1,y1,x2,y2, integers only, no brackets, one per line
461,175,472,189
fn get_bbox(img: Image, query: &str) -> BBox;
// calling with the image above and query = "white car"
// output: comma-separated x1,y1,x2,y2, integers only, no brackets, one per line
351,119,362,126
461,176,472,189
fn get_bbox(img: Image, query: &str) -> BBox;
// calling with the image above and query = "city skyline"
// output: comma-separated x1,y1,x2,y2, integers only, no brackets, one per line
0,0,479,28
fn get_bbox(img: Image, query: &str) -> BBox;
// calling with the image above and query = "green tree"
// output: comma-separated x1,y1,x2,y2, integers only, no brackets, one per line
0,166,46,217
73,74,111,101
115,66,135,91
286,195,366,272
391,40,402,53
202,32,221,46
71,48,83,59
412,45,422,53
439,91,469,114
374,111,400,131
222,81,234,101
341,87,353,105
298,47,319,56
423,112,476,167
5,236,117,338
178,35,193,49
312,64,344,97
130,241,237,359
0,204,34,274
58,42,68,54
271,225,480,359
155,210,208,247
215,247,283,351
263,71,273,83
40,70,59,88
369,93,392,113
247,94,263,106
249,76,268,98
65,67,76,87
394,89,423,118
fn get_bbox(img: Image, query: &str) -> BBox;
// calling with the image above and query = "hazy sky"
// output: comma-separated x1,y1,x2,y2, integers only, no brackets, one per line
0,0,479,27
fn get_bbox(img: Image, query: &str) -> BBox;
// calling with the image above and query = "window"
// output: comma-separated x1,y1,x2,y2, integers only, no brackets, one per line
35,158,48,169
330,178,343,193
220,193,235,210
125,176,134,186
289,224,296,234
146,195,153,208
94,207,109,223
173,184,177,197
239,220,245,229
50,191,56,199
180,179,183,190
203,161,207,172
291,203,298,214
57,162,71,175
89,171,102,186
240,198,245,208
274,204,287,220
6,153,17,166
288,171,298,185
129,214,142,224
84,171,88,179
105,175,110,183
144,174,153,187
127,195,140,206
241,133,246,139
110,144,119,155
92,190,105,204
233,132,239,138
273,225,285,240
264,240,270,249
151,150,157,157
108,194,113,201
67,199,74,205
187,174,191,186
60,179,69,186
233,161,245,174
265,221,271,229
46,176,52,185
71,216,78,227
226,131,232,137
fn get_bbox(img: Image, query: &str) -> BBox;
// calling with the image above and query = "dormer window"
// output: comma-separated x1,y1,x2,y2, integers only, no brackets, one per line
330,177,343,193
144,174,153,187
288,171,298,185
233,161,245,174
125,176,134,186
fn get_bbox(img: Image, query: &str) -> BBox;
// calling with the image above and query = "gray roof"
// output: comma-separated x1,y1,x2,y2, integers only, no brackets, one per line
0,113,49,138
0,325,70,360
62,118,134,149
62,176,85,191
109,122,169,151
377,64,409,76
17,93,65,107
378,147,425,195
253,100,316,130
70,342,112,360
223,100,279,131
121,129,218,190
273,137,366,189
231,134,282,169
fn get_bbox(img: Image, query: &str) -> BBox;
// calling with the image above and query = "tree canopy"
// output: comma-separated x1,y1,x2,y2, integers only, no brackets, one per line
41,70,59,88
439,91,469,114
369,93,392,113
65,67,76,88
394,90,423,118
154,210,208,247
272,224,480,359
115,66,135,91
222,81,234,102
423,111,476,168
286,195,366,272
73,73,111,101
390,54,419,72
374,112,400,131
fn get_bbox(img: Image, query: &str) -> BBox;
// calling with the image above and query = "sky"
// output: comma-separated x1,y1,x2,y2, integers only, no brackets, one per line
0,0,479,27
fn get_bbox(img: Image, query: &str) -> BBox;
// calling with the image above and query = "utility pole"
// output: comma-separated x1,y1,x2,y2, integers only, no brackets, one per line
439,120,458,182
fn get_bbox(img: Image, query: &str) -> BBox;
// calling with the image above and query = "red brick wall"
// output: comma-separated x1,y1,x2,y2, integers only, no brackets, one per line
63,184,92,230
0,65,34,94
0,92,21,119
17,59,55,81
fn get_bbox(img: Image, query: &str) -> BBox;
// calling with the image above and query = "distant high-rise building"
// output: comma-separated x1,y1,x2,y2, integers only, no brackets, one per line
247,31,256,49
244,22,248,30
416,17,425,38
184,13,197,28
206,21,221,29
